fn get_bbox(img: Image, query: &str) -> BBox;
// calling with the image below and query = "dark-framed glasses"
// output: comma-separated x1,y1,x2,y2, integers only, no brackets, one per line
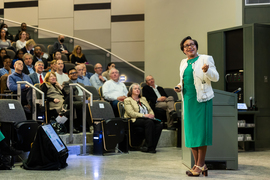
184,43,195,49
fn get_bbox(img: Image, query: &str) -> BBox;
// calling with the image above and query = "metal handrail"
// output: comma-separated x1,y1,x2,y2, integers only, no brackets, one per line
0,17,144,74
17,81,44,120
69,83,93,156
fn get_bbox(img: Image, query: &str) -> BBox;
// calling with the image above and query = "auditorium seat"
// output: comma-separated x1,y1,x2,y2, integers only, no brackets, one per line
6,49,15,59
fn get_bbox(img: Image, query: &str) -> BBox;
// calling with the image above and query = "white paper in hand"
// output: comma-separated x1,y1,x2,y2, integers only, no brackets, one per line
56,115,68,124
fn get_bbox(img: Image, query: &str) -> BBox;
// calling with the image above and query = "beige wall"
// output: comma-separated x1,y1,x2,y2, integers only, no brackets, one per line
145,0,242,88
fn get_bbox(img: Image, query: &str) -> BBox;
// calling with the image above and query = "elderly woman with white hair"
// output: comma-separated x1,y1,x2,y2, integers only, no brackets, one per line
124,83,163,153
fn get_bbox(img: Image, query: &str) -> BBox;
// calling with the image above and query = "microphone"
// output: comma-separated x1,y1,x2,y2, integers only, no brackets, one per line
233,88,241,93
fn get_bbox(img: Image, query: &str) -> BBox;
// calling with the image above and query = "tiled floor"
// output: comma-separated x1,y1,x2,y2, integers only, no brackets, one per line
1,147,269,180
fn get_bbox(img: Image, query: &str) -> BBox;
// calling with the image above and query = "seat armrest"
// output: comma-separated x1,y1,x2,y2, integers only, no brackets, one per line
93,118,104,121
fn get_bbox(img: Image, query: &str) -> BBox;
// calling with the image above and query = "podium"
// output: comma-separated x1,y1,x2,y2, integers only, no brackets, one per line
182,89,238,170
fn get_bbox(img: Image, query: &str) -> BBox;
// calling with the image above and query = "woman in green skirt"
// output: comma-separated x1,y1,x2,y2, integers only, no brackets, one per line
175,36,219,177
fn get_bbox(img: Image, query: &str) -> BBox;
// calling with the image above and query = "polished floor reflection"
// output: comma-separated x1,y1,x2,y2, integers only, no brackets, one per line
1,147,270,180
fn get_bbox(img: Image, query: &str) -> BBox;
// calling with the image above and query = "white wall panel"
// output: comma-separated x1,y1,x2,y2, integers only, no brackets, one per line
4,7,38,26
39,0,73,19
111,41,144,62
74,10,110,30
4,0,36,2
0,0,4,9
112,21,144,42
111,0,144,15
74,29,111,49
74,0,110,4
39,18,73,37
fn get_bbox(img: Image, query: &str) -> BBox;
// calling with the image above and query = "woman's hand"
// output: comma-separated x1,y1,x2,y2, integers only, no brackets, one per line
174,85,181,93
145,114,154,119
202,64,209,73
54,99,60,103
55,82,62,90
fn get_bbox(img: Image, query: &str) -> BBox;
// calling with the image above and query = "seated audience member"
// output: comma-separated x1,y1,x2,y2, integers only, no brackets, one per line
0,130,22,156
15,22,31,41
62,68,91,131
7,60,33,112
75,64,91,86
29,61,46,85
102,62,115,80
49,60,57,73
53,50,62,60
40,72,79,133
0,23,14,42
0,48,7,68
0,29,11,49
142,75,177,130
102,68,128,117
0,55,15,77
16,31,27,51
22,53,35,75
71,45,87,64
33,45,49,71
55,59,69,85
124,83,162,153
12,49,24,68
53,35,69,55
90,63,107,90
82,64,93,79
21,39,36,55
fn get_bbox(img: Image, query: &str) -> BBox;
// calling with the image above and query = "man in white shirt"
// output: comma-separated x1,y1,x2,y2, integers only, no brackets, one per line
55,59,69,85
102,68,128,117
29,61,46,85
90,63,107,90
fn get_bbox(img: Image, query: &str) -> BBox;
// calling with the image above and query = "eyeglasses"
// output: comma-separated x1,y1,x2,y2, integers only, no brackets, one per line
95,67,102,69
69,72,77,75
184,43,195,49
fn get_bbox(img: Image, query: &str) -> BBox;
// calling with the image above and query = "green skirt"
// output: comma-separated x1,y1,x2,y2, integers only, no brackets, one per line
0,131,5,142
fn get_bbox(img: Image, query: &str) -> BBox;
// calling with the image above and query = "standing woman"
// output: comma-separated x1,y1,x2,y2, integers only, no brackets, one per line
174,36,219,177
71,45,87,64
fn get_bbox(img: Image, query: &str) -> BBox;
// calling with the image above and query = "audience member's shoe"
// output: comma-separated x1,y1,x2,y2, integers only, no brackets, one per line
140,147,156,153
169,110,178,119
167,126,176,130
23,104,31,113
73,128,81,134
1,146,22,156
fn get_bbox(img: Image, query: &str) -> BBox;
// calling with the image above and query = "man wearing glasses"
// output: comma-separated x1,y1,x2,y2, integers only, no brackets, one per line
29,61,46,85
75,64,91,86
90,63,107,90
62,68,91,131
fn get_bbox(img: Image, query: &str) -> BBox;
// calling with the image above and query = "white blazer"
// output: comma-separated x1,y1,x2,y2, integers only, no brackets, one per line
178,54,219,102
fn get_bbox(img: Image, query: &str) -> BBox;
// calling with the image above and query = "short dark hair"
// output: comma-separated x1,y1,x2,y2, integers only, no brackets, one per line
106,62,115,70
180,36,198,53
68,68,77,75
3,55,11,62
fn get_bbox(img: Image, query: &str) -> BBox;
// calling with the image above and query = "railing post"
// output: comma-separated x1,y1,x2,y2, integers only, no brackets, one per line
82,90,87,155
69,85,74,144
17,84,21,103
32,89,36,120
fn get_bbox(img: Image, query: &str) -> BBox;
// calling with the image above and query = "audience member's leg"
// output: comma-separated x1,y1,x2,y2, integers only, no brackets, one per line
153,122,163,150
110,100,120,117
133,118,156,151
